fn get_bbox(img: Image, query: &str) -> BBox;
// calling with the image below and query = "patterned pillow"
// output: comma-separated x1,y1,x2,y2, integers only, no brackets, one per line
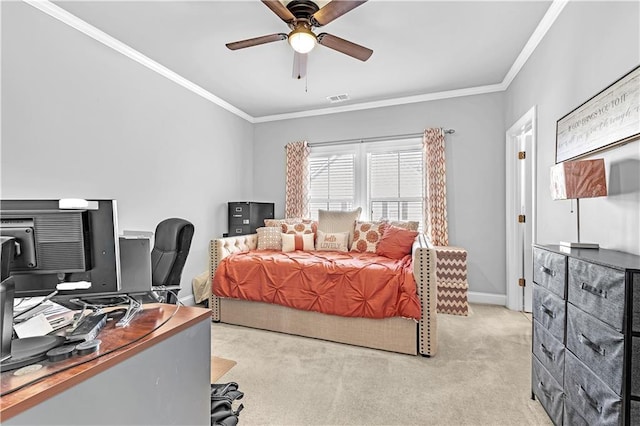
316,230,349,252
387,220,420,232
317,208,362,250
264,218,286,228
281,219,317,235
281,232,315,252
264,218,304,228
350,221,389,253
256,227,282,250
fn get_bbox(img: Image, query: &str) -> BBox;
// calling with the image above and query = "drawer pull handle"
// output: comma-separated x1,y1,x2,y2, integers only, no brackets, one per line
540,266,556,277
538,304,556,319
578,333,606,356
580,282,607,299
539,343,555,361
577,384,602,413
537,381,554,401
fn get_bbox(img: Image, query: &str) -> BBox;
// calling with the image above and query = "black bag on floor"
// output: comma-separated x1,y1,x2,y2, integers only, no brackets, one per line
211,382,244,426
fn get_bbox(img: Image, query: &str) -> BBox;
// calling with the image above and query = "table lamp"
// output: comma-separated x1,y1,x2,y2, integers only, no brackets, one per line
550,158,607,249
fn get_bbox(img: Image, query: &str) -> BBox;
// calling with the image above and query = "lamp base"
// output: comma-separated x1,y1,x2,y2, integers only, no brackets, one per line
559,241,600,249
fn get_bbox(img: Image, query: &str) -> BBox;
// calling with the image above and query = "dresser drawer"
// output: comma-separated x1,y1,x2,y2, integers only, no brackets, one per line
566,303,624,394
564,351,621,426
631,400,640,425
533,248,567,299
532,356,564,426
632,273,640,332
533,320,565,384
563,401,588,426
568,258,625,331
631,337,640,396
533,283,566,343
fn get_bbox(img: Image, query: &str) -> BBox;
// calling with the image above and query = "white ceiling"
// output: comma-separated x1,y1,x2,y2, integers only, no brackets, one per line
51,0,553,121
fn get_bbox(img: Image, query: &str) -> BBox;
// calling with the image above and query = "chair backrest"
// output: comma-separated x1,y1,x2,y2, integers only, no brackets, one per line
151,218,195,287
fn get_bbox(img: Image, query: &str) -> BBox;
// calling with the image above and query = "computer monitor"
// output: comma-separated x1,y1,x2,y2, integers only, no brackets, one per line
0,238,16,362
1,236,15,283
0,199,121,298
0,277,15,362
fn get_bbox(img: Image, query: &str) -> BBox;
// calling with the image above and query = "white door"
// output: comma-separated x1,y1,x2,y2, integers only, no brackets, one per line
506,107,537,312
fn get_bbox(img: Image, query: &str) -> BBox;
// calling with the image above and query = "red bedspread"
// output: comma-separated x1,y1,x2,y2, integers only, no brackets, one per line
212,250,421,320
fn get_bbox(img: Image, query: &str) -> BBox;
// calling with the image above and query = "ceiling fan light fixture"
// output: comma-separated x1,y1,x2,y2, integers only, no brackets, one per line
288,26,317,54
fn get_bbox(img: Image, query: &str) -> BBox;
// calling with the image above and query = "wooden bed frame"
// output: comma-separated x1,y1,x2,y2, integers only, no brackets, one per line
209,233,438,356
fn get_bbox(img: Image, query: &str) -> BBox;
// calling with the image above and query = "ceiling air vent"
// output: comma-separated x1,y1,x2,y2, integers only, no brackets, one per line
326,94,349,104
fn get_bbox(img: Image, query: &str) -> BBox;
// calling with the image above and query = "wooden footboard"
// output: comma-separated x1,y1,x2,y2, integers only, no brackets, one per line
209,233,437,356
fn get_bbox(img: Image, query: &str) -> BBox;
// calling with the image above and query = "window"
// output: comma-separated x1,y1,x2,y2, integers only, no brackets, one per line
308,152,355,218
369,150,423,221
308,139,423,223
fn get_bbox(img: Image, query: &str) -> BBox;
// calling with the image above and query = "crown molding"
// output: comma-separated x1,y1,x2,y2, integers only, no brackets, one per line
25,0,567,125
253,83,506,123
24,0,254,123
501,0,569,88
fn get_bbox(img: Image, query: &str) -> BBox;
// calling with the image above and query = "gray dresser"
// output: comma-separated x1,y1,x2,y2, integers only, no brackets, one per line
531,244,640,425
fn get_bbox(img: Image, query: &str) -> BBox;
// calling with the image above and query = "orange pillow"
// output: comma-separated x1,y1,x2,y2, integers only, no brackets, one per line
375,225,418,259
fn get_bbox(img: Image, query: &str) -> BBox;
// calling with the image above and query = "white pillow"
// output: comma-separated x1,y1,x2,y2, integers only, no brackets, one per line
317,207,362,250
281,233,315,252
316,230,349,252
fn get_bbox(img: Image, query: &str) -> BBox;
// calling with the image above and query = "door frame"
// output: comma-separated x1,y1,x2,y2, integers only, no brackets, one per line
505,106,537,311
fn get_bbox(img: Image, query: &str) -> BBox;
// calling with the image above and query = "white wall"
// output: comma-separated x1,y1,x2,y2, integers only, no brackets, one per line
3,1,637,307
1,2,254,302
254,93,507,299
505,1,640,255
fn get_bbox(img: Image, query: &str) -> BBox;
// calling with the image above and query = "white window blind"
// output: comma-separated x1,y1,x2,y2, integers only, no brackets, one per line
369,150,423,222
309,139,423,223
308,153,355,218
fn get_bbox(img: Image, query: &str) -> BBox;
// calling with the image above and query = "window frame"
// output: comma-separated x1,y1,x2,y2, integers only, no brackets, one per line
308,138,423,221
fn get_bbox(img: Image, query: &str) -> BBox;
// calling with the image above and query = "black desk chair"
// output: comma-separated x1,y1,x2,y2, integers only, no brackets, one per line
151,218,194,304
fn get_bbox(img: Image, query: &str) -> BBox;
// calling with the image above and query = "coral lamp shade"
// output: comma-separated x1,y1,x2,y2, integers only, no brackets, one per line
550,159,607,200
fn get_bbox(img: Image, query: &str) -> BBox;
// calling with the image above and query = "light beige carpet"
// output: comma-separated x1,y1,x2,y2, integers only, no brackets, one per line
211,356,237,383
210,304,552,425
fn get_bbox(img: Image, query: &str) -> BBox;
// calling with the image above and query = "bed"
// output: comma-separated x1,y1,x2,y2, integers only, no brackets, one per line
209,232,438,356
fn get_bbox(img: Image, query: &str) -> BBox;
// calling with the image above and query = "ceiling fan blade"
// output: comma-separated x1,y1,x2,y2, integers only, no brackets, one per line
311,0,367,27
292,52,308,80
261,0,295,23
317,33,373,61
226,33,287,50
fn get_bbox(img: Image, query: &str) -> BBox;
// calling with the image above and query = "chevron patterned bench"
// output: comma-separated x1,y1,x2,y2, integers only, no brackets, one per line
434,246,469,316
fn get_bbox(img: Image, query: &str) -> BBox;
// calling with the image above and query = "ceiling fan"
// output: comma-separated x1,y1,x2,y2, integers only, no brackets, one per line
226,0,372,79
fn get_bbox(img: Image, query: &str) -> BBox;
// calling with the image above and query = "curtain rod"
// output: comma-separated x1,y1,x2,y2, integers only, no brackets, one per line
308,128,455,147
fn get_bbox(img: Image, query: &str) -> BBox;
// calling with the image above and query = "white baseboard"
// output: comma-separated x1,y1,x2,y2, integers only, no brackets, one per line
468,291,506,306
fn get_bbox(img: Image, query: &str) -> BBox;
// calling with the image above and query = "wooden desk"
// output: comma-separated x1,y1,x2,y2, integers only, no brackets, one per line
1,304,211,425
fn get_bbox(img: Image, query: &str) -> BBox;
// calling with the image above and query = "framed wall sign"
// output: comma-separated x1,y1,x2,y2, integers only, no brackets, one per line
556,65,640,163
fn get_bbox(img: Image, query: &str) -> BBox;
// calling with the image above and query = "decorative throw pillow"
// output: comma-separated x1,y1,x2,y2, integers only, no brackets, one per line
387,220,420,232
256,227,282,250
281,219,317,235
376,225,419,260
315,230,349,252
317,208,362,250
350,221,389,253
281,232,315,252
264,218,286,228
